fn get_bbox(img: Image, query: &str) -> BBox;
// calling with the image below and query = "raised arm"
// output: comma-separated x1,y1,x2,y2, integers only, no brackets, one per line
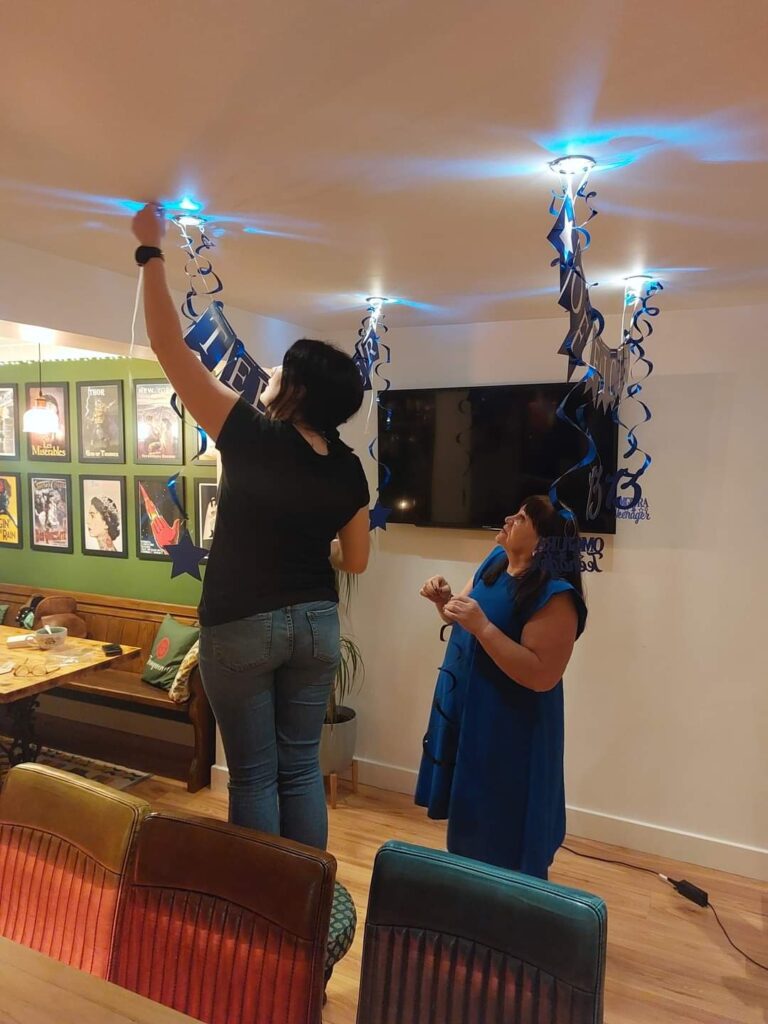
132,204,237,441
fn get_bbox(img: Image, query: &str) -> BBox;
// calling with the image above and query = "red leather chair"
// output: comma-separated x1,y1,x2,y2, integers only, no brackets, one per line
110,812,336,1024
0,763,149,977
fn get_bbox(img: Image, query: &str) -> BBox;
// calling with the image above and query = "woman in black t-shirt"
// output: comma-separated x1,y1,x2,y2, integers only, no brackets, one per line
132,204,370,848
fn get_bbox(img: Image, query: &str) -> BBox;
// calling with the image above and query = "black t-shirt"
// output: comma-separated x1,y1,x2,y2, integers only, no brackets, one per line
198,399,369,626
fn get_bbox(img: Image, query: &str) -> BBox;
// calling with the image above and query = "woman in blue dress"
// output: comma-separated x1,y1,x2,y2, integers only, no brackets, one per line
415,495,587,880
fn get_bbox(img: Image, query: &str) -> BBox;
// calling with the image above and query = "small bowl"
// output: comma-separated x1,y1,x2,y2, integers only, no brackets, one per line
34,626,68,650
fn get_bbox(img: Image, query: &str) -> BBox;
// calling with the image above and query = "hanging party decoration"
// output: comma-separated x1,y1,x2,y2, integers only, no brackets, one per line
547,156,603,382
165,531,209,580
607,275,663,513
545,155,605,520
352,296,387,391
354,298,394,532
172,214,271,411
182,300,237,371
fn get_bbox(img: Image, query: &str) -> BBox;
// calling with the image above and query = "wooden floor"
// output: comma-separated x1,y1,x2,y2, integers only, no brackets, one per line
132,775,768,1024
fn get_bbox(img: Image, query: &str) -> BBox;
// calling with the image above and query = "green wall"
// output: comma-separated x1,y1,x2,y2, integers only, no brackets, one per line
0,358,216,607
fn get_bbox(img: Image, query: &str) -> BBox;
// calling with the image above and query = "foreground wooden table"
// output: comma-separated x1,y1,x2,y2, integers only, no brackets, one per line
0,935,200,1023
0,625,139,763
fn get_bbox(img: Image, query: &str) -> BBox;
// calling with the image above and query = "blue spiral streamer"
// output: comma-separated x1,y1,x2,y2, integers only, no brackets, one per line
166,472,188,524
358,302,393,531
546,168,609,522
176,220,223,326
609,281,663,510
171,218,226,464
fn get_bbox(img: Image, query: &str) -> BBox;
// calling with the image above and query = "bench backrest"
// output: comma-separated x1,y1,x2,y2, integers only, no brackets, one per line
0,584,198,676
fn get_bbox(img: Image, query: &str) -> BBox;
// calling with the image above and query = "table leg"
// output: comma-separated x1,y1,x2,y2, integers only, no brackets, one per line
8,697,41,765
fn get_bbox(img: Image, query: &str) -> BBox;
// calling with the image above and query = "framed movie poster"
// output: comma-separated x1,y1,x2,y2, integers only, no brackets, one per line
29,474,73,553
25,383,70,461
194,478,218,557
135,475,185,560
134,380,184,465
0,471,22,548
77,381,125,463
0,384,20,460
80,475,128,558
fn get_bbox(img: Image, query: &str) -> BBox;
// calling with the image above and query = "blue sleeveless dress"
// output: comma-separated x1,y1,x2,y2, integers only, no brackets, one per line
415,547,587,879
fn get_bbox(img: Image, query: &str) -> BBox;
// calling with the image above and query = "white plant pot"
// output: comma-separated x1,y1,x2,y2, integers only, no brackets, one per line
319,706,357,777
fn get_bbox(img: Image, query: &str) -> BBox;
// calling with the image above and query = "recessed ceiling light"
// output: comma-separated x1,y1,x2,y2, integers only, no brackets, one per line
548,155,597,176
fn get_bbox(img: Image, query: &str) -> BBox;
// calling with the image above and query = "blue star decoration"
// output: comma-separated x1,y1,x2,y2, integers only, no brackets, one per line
369,501,392,532
165,530,208,580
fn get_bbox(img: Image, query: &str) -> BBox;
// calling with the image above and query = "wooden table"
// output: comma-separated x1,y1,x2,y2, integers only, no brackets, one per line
0,625,139,765
0,935,200,1023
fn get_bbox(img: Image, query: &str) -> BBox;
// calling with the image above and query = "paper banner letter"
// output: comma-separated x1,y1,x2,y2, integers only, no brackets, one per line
219,341,271,409
184,300,237,371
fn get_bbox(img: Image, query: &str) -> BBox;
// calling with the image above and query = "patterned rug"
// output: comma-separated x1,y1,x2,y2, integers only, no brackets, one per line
2,746,151,791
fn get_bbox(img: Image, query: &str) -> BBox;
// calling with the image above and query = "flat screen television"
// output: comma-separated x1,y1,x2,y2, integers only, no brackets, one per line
377,382,618,534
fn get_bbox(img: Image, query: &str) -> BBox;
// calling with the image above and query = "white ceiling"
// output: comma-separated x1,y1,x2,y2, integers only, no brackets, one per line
1,0,766,332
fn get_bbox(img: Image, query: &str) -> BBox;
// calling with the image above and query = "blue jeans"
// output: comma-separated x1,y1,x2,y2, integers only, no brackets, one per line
199,601,340,849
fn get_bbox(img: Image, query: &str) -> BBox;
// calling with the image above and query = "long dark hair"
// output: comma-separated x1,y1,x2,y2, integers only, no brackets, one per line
268,338,364,441
482,495,585,621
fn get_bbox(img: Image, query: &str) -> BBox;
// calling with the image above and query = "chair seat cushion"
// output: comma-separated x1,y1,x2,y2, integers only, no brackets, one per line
326,882,356,972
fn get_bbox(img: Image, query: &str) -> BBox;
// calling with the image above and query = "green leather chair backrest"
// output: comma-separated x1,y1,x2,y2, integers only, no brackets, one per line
357,841,607,1024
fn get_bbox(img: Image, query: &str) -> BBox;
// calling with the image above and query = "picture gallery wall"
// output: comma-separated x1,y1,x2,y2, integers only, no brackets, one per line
0,358,218,606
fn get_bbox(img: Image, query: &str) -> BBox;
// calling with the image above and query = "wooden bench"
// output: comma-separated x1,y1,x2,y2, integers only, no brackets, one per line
0,584,215,793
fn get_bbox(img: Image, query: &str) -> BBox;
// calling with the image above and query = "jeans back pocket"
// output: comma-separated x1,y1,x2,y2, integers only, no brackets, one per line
306,603,340,665
208,613,273,672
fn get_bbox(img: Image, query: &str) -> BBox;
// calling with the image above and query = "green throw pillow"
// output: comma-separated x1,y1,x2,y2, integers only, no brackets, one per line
0,604,8,625
142,614,200,692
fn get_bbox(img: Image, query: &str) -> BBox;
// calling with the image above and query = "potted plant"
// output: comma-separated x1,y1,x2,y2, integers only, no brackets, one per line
320,573,365,804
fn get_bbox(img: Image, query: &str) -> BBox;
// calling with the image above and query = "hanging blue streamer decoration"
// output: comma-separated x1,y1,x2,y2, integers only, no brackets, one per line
174,221,271,413
183,300,237,371
352,301,385,391
165,472,188,524
354,299,393,532
546,164,604,520
607,279,663,512
176,220,224,326
219,340,271,409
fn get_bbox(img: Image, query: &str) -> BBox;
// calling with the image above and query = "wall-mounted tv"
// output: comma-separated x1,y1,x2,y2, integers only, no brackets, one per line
378,382,618,534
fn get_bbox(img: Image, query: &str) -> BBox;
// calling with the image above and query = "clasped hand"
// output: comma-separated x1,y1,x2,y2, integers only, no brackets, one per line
419,576,488,636
442,595,488,636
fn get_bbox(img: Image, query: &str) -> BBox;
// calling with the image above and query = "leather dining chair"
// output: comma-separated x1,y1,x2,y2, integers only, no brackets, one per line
356,841,607,1024
0,762,149,977
110,812,336,1024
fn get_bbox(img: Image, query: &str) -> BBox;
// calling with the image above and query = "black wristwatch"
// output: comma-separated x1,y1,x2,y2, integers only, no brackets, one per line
135,245,164,266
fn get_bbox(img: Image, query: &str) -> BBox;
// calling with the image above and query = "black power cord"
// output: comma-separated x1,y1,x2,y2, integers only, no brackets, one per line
561,845,768,972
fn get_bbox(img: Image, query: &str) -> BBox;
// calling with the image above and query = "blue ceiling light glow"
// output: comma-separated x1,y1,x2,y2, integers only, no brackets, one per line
241,225,308,240
537,107,767,171
177,196,202,212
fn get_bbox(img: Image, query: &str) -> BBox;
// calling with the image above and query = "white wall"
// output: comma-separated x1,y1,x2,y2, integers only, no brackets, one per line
339,303,768,879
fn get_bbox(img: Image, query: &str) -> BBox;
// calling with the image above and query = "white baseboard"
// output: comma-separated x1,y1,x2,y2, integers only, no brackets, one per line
210,764,229,796
205,757,768,880
354,757,417,794
565,805,768,881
